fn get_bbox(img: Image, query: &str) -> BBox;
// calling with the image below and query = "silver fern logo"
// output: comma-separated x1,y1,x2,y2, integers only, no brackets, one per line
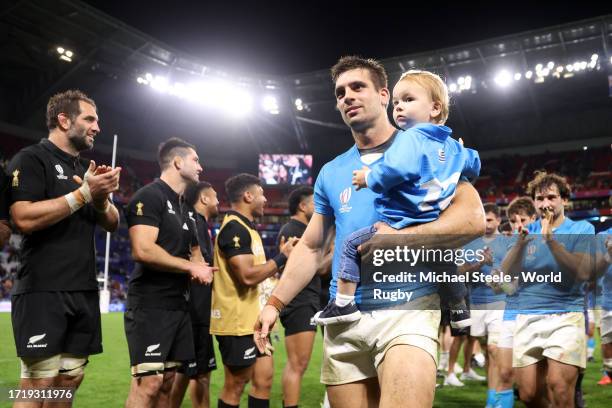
27,333,47,348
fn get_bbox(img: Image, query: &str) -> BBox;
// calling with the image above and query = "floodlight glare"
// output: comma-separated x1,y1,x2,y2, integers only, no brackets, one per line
494,70,512,87
57,47,65,54
514,73,521,81
525,71,533,79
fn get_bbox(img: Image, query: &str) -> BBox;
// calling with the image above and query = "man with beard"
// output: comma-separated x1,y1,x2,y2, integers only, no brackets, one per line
124,138,216,407
170,181,220,408
8,90,121,408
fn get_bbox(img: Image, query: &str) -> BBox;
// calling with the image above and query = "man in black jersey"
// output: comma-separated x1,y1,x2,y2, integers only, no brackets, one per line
124,138,216,408
170,181,219,408
8,90,121,408
0,165,11,247
276,186,319,408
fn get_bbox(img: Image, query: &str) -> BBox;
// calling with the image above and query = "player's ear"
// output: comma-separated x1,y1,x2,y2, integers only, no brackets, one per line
243,190,253,204
173,155,183,170
431,100,442,121
57,113,72,131
379,87,390,108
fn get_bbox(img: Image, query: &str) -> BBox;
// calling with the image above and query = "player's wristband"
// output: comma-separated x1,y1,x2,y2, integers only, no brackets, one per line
64,189,87,214
266,295,285,314
273,253,287,270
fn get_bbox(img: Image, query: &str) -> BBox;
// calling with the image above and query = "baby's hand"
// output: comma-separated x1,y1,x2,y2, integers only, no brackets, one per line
352,166,369,190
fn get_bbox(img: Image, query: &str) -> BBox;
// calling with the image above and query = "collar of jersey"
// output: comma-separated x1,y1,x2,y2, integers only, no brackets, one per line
411,123,451,142
226,210,256,229
40,138,80,166
155,178,180,203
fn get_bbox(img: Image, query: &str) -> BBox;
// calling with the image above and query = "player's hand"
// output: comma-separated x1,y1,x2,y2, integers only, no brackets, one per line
75,161,122,203
481,246,493,266
188,261,217,285
254,305,279,355
352,166,369,191
540,207,554,242
279,236,299,257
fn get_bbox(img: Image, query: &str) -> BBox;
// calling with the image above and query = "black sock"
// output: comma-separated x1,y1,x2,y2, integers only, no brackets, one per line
283,402,298,408
218,399,239,408
248,395,269,408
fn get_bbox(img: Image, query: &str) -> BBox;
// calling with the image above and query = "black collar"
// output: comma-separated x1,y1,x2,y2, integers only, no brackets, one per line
40,138,81,168
155,179,180,202
226,210,256,229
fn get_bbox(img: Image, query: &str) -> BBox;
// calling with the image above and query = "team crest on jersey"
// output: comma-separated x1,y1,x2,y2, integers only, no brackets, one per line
526,243,537,260
167,200,175,214
188,211,196,222
55,164,67,180
136,202,144,216
11,169,19,187
233,236,241,248
339,187,352,214
438,149,446,163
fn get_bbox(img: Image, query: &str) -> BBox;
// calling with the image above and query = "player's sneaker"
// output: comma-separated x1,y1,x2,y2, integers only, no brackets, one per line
312,301,361,326
460,368,486,381
472,352,486,368
444,373,465,387
597,374,612,385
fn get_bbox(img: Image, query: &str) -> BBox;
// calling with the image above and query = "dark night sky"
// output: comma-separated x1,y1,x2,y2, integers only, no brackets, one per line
82,1,612,76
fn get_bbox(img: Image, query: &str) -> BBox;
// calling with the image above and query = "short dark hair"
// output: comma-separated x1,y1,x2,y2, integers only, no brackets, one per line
288,186,314,216
46,90,96,130
526,171,571,200
483,203,500,218
331,56,388,90
225,173,261,204
184,181,213,207
157,137,196,171
500,222,512,233
507,196,537,219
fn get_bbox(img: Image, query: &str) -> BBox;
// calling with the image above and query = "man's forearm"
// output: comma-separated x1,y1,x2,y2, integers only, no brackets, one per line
0,220,10,247
548,241,590,280
272,241,320,305
134,243,191,274
95,202,119,232
11,197,73,234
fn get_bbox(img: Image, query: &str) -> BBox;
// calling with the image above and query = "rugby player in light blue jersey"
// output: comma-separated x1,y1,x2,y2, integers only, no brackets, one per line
595,227,612,385
493,196,537,408
312,69,481,327
254,56,485,408
502,172,594,408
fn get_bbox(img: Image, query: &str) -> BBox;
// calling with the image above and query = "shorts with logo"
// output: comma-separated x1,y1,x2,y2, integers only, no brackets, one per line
513,312,586,368
280,304,318,337
216,335,265,368
12,291,102,358
321,294,441,385
124,308,194,367
177,325,217,377
469,302,505,344
601,309,612,344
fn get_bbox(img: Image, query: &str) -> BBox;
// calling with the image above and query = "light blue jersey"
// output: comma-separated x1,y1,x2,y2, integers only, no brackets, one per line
366,123,480,229
597,228,612,311
502,234,521,321
514,217,594,313
463,235,508,304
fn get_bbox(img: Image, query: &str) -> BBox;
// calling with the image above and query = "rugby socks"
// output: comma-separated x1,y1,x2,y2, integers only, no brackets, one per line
335,293,354,307
218,399,238,408
495,389,514,408
587,337,595,359
248,395,269,408
485,389,496,407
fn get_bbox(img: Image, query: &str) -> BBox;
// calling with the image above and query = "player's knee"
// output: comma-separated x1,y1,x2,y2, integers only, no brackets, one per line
195,373,211,388
517,383,537,403
289,356,310,375
131,362,166,395
546,376,571,397
499,366,513,385
20,355,61,379
225,371,250,396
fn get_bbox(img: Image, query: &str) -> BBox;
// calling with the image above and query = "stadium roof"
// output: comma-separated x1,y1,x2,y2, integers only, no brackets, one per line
1,1,611,173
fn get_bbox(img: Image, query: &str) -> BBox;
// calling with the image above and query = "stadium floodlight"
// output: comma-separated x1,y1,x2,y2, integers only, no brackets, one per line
57,47,65,54
494,70,512,87
514,73,521,81
547,61,554,69
542,68,550,77
591,53,598,61
565,64,573,72
449,83,458,93
556,66,563,73
65,50,73,58
457,77,465,85
583,146,588,151
263,95,280,114
145,73,153,82
136,77,146,84
580,61,587,70
150,75,169,93
464,75,472,89
59,55,72,63
525,70,533,79
610,56,612,64
535,63,543,72
588,60,596,69
295,98,304,111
